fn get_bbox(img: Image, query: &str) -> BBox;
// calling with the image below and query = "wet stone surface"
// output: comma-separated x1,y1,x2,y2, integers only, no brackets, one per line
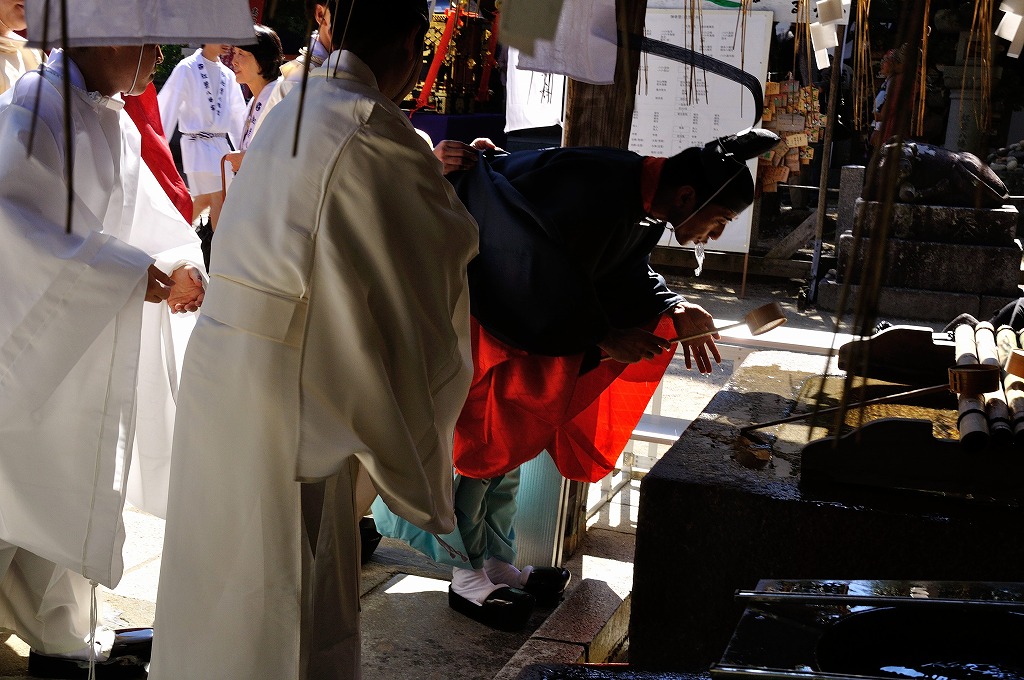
629,350,1024,673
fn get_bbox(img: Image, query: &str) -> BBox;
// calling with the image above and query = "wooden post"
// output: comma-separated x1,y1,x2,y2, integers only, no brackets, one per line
562,0,648,149
808,22,845,302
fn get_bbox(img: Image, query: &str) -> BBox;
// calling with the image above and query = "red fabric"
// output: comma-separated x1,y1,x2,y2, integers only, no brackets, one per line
123,84,193,224
640,155,666,214
454,315,677,483
248,0,265,23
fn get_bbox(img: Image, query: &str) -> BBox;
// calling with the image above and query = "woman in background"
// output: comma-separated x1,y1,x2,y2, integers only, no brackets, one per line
223,24,284,177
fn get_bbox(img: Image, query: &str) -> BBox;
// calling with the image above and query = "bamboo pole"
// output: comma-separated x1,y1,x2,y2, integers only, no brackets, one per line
809,23,846,302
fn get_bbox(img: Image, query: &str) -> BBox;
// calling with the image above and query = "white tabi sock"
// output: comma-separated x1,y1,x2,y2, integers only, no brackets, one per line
32,628,116,662
484,557,533,588
451,567,505,606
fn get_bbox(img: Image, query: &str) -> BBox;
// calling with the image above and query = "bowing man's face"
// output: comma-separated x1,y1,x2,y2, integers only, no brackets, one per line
671,203,736,246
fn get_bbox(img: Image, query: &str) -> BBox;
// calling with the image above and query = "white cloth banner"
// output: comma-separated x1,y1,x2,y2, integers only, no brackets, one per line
499,0,565,56
515,0,618,85
26,0,256,48
505,47,566,133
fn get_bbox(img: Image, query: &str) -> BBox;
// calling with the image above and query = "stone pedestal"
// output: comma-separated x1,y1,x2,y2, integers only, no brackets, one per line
939,33,1000,156
817,200,1021,321
629,351,1024,672
836,165,864,241
943,83,986,155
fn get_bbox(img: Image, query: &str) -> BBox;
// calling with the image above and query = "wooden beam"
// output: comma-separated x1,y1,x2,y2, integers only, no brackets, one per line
764,213,817,260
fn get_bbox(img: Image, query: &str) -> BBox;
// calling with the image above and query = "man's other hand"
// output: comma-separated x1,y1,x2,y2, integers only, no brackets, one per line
433,138,503,175
146,264,174,303
433,140,480,175
598,327,671,364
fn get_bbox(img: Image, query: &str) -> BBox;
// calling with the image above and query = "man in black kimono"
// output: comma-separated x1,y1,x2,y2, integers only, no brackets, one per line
375,128,780,630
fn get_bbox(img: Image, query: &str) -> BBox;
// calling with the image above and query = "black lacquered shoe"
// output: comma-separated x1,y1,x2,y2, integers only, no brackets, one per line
28,628,152,679
523,566,571,606
359,516,382,565
448,585,535,632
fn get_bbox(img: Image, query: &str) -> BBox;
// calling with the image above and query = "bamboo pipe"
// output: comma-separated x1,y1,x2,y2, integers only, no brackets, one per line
955,323,990,450
1001,344,1024,445
975,322,1012,444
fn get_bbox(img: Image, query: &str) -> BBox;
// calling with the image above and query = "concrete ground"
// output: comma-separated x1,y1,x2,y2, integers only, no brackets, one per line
0,270,948,679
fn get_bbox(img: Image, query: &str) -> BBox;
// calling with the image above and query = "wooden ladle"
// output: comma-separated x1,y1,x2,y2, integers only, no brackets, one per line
670,301,788,345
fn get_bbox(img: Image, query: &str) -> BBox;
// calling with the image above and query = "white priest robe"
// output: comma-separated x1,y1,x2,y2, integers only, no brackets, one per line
0,52,203,651
150,50,478,680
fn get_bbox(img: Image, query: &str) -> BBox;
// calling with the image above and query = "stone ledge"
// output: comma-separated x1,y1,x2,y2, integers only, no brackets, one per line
532,580,631,663
854,199,1019,245
816,279,1019,321
837,234,1022,295
495,579,632,679
494,639,586,680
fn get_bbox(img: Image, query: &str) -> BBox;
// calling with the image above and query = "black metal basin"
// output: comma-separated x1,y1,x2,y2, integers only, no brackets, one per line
815,606,1024,679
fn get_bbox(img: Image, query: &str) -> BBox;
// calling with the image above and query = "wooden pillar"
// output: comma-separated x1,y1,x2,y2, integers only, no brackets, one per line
562,0,648,148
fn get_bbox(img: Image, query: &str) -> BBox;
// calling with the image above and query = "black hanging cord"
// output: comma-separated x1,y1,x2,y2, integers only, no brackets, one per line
622,31,764,126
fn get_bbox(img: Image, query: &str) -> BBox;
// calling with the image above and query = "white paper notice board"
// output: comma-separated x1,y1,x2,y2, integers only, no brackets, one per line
629,9,772,254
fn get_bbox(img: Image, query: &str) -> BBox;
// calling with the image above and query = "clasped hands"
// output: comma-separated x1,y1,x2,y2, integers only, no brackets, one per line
597,302,722,374
145,264,206,313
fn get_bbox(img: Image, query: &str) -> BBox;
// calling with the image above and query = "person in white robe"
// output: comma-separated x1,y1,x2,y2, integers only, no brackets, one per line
157,43,247,228
0,41,206,673
0,0,40,92
149,1,477,678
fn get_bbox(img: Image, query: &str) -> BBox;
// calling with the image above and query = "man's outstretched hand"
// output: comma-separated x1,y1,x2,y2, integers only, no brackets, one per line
670,302,722,374
166,265,205,313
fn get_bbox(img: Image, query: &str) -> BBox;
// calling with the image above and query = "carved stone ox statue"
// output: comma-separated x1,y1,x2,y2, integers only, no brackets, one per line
865,140,1010,209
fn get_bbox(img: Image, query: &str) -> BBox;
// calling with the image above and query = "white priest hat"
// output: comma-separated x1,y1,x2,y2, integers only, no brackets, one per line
25,0,256,48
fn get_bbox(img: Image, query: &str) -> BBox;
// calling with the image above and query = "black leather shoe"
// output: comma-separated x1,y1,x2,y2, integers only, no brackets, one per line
523,566,571,606
448,585,535,631
28,628,152,679
359,516,382,565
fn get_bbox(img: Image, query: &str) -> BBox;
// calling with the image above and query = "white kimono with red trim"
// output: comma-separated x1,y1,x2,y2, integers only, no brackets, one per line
150,50,477,680
0,52,204,597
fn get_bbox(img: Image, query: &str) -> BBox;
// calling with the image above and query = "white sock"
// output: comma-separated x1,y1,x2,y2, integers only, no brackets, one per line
35,629,115,662
451,567,504,606
484,557,533,588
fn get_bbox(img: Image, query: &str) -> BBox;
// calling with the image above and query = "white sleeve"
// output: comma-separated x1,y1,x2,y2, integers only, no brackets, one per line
0,99,152,417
